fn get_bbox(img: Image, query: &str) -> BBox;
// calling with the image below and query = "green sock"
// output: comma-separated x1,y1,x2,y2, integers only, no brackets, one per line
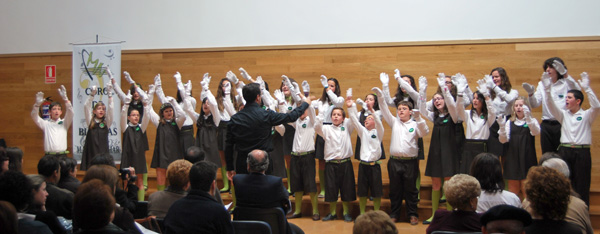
310,192,318,214
294,192,303,215
287,169,292,192
143,172,148,190
446,202,453,211
342,202,350,215
329,202,337,216
319,169,326,195
231,184,236,209
416,174,421,200
427,189,441,222
157,184,165,191
137,188,145,201
373,197,381,211
359,197,367,215
220,167,230,192
440,180,446,201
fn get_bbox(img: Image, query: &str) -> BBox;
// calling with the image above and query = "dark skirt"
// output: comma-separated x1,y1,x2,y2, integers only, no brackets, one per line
488,117,509,157
270,132,287,178
179,125,195,155
81,124,109,171
121,126,148,173
196,122,221,167
217,120,229,151
282,124,295,155
503,122,537,180
425,115,459,178
151,123,182,169
315,135,326,160
458,139,487,174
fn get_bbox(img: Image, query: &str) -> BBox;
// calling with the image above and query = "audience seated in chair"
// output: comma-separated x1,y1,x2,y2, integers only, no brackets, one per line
0,200,18,234
353,210,398,234
426,174,482,234
38,155,74,219
163,161,234,234
480,204,531,234
57,156,80,194
89,153,138,214
27,174,67,234
184,146,223,204
148,159,192,218
74,179,127,234
470,153,521,212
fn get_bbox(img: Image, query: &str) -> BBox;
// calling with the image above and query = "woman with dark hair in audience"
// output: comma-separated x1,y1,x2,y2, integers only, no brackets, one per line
0,200,18,234
58,157,80,194
0,171,52,234
82,165,141,234
426,174,482,234
6,147,23,172
74,179,127,234
470,153,521,213
524,166,580,234
0,149,8,174
27,174,67,234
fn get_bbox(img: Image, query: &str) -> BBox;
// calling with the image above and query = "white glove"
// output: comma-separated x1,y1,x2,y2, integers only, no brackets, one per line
541,72,552,89
371,87,383,97
174,72,182,83
553,60,567,75
105,83,114,97
154,74,162,87
143,87,153,106
412,109,421,120
320,75,329,88
380,72,390,86
202,73,211,86
399,78,412,91
477,79,490,97
106,67,114,80
58,85,69,102
239,68,252,81
302,80,310,94
578,72,590,90
522,83,535,95
484,75,495,89
437,73,446,90
456,79,467,94
356,98,368,111
523,106,531,120
274,89,285,104
224,81,232,95
35,92,45,106
124,91,132,104
418,76,428,94
226,71,239,84
200,80,209,91
496,114,506,127
292,82,302,102
256,76,265,91
282,75,294,91
90,85,98,96
346,88,353,98
124,71,135,84
185,80,192,96
394,69,401,81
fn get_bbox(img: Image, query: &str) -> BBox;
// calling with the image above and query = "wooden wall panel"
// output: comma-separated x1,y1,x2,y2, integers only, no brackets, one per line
2,40,600,189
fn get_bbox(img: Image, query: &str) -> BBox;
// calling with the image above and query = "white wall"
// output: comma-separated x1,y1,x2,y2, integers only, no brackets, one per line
1,0,599,54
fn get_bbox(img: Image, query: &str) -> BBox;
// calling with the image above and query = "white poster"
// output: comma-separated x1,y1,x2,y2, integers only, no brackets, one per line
72,43,122,163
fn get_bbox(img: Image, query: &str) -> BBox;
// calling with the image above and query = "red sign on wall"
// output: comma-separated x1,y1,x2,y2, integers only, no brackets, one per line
45,65,56,84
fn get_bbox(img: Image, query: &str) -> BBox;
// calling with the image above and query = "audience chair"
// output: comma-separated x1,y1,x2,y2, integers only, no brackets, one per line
233,207,286,234
133,201,148,219
232,220,272,234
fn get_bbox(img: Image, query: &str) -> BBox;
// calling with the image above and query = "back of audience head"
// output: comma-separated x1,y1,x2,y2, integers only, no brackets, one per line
6,147,22,172
541,158,570,178
538,152,561,165
0,171,33,211
353,210,398,234
525,166,570,220
445,174,481,211
0,201,18,234
90,153,117,168
59,156,77,180
189,161,218,192
74,179,116,230
185,146,205,164
470,153,504,193
481,204,532,234
0,149,8,174
27,174,48,210
37,155,61,181
247,149,269,173
167,159,193,191
82,165,119,193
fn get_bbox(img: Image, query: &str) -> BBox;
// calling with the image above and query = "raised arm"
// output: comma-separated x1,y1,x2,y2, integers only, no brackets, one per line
84,86,97,126
108,67,127,102
523,106,540,136
120,92,132,132
347,99,366,137
168,97,186,129
321,75,344,107
144,102,160,127
413,110,429,137
372,87,396,127
523,82,541,108
59,85,74,129
438,74,458,123
485,75,518,103
397,71,419,104
455,78,468,122
31,92,45,129
497,116,509,144
542,72,564,123
183,98,200,125
206,89,222,126
380,72,396,107
104,83,115,128
578,72,600,121
154,74,168,104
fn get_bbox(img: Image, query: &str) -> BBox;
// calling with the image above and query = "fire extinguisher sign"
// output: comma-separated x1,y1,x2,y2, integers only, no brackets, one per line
45,65,56,84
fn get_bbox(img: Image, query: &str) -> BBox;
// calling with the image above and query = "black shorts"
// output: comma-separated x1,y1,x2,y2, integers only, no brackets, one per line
290,152,317,193
357,162,383,198
324,160,356,202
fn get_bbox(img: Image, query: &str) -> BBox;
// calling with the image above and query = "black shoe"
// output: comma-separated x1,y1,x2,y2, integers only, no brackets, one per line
343,214,353,222
423,219,431,225
322,214,337,221
312,214,320,221
287,213,302,219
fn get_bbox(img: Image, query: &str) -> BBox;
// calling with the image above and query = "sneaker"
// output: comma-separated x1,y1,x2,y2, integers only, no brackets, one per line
410,216,419,225
312,213,320,221
322,214,337,221
343,214,353,222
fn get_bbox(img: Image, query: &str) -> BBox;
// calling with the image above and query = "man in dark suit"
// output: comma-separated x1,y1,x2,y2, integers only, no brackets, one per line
233,149,304,234
37,155,74,219
164,161,234,234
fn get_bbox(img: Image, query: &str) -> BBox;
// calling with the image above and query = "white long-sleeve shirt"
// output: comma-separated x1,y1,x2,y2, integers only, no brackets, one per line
529,77,581,121
490,87,519,116
378,94,429,157
545,85,600,145
146,101,187,129
349,104,384,162
456,96,495,140
311,90,344,123
289,106,316,153
420,87,459,124
498,118,541,143
184,89,221,127
84,94,114,128
31,102,73,152
314,113,354,161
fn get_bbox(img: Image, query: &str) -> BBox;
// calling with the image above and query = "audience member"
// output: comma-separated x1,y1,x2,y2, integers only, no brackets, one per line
6,147,23,172
74,179,127,234
27,174,67,234
38,155,74,219
164,161,234,234
233,149,304,234
82,165,141,234
538,151,561,165
58,156,80,194
0,149,8,174
89,153,138,214
0,171,52,233
480,204,532,234
148,159,192,218
0,200,18,234
353,210,398,234
426,174,482,234
470,153,521,212
184,146,223,204
524,166,580,234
